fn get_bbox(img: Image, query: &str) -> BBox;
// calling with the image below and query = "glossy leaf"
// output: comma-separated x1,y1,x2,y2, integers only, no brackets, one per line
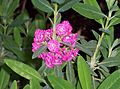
32,46,47,59
59,0,79,12
30,79,42,89
72,3,105,19
48,75,75,89
10,80,17,89
98,69,120,89
77,56,92,89
5,59,42,82
31,0,53,13
0,68,10,89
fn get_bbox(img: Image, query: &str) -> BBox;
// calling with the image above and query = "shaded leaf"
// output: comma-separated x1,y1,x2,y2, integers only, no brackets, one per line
23,84,30,89
51,0,65,4
30,79,42,89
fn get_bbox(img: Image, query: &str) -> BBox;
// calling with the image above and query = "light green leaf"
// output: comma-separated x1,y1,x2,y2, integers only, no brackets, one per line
105,0,116,10
72,3,105,19
30,79,42,89
112,39,120,49
5,59,42,82
77,56,92,89
0,68,10,89
31,0,53,13
23,84,30,89
109,17,120,26
48,75,75,89
10,80,17,89
32,46,47,59
59,0,79,12
98,69,120,89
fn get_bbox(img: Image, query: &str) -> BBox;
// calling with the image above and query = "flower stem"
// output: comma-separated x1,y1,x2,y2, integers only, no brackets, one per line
52,3,58,39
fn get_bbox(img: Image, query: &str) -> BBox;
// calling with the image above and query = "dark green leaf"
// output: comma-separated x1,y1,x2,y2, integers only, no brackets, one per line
100,56,120,67
0,68,10,89
77,81,82,89
98,69,120,89
59,0,79,12
109,17,120,26
10,80,17,89
92,30,100,40
30,79,42,89
51,0,65,4
75,42,93,56
48,75,75,89
72,3,105,19
7,0,19,17
77,56,92,89
31,0,53,13
5,59,42,82
66,62,76,85
32,46,47,59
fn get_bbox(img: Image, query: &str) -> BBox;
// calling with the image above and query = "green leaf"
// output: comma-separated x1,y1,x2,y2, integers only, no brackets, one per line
77,81,82,89
31,0,53,13
72,3,105,19
105,0,116,10
75,42,93,56
30,79,42,89
77,56,92,89
48,75,75,89
7,0,19,17
99,56,120,67
59,0,79,12
0,68,10,89
109,17,120,26
98,69,120,89
32,46,47,59
51,0,65,4
23,84,30,89
112,39,120,49
92,30,100,40
13,27,22,47
10,80,17,89
5,59,42,82
66,62,76,85
83,0,100,10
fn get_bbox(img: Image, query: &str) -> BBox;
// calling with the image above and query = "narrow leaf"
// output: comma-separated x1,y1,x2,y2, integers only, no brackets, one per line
77,56,92,89
5,59,42,82
23,84,30,89
98,69,120,89
32,46,47,59
10,80,17,89
48,75,75,89
30,79,42,89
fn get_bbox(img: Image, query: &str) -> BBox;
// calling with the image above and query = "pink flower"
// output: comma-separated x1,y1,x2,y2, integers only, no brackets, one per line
44,29,53,41
48,39,60,52
56,21,72,36
62,33,78,47
32,42,41,52
34,29,45,42
63,50,73,62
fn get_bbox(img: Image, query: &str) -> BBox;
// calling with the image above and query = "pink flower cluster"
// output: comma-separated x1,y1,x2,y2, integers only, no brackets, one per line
32,21,79,68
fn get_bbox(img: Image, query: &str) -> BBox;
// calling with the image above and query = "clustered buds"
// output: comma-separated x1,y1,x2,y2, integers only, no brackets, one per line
32,21,79,68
